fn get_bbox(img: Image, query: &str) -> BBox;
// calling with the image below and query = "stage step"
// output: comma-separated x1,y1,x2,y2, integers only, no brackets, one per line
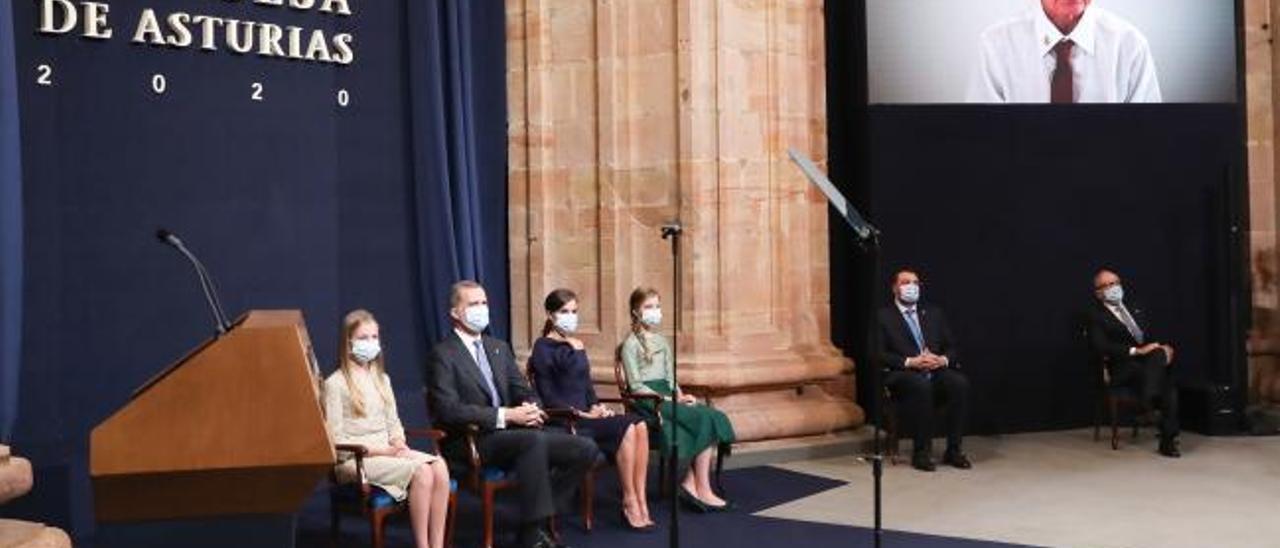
726,428,871,469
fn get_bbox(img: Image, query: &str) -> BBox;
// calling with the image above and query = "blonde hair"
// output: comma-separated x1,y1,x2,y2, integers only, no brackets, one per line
337,309,394,417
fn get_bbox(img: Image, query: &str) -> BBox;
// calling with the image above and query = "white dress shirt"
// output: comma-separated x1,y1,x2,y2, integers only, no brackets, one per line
894,301,948,369
968,6,1161,103
453,328,506,429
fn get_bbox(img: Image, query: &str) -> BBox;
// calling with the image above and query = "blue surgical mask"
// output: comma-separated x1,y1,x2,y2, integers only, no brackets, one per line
640,307,662,327
1103,285,1124,304
351,338,381,363
554,311,579,334
464,305,491,333
899,283,920,304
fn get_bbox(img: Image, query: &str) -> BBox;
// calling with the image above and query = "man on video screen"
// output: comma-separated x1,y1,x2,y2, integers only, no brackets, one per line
968,0,1161,103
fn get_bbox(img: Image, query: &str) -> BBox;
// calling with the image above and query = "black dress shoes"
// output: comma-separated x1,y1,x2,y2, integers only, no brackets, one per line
1158,438,1182,458
911,452,936,472
678,487,711,513
941,451,973,469
525,527,569,548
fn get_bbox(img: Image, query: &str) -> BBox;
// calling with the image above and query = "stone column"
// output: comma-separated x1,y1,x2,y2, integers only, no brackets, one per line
507,0,864,442
1246,0,1280,407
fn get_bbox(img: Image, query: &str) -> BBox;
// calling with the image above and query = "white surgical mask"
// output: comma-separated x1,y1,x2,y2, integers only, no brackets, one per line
1103,285,1124,304
463,304,491,333
554,311,579,334
350,338,381,363
899,283,920,304
640,307,662,327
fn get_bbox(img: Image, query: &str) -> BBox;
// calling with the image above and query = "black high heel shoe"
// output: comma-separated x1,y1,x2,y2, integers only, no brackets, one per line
677,487,711,513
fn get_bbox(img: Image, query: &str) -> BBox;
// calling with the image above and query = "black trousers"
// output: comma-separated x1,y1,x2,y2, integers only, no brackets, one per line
1110,351,1179,440
476,428,599,523
885,368,970,455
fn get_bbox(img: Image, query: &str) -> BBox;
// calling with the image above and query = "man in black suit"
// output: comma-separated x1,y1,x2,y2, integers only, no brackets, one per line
426,280,598,548
876,269,972,472
1086,269,1180,457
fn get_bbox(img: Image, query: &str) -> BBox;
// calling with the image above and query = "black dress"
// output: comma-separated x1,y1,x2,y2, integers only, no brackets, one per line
528,337,643,456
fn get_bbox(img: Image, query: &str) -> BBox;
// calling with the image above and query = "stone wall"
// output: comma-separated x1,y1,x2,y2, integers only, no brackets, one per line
506,0,864,442
1247,0,1280,407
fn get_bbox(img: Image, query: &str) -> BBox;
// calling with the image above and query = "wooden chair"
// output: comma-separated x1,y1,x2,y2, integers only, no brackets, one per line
880,383,947,465
524,368,609,532
1083,327,1148,449
328,427,458,548
611,345,729,496
423,388,517,548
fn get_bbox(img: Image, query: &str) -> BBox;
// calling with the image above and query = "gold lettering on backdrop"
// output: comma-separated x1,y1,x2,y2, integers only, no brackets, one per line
36,0,358,65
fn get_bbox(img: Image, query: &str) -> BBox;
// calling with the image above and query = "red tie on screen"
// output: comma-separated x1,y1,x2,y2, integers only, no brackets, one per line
1051,40,1074,104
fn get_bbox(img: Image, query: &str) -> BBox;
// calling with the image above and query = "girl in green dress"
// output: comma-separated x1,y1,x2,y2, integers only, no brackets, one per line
621,287,736,511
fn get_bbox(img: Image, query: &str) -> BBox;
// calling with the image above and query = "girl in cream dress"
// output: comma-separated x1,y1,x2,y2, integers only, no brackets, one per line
324,309,450,548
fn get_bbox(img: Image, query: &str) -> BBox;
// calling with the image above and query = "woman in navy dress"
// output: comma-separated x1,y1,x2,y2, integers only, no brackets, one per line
528,288,654,530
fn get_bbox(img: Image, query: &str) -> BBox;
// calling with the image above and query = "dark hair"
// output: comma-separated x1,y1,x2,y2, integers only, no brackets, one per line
449,279,483,307
891,269,918,287
541,288,578,337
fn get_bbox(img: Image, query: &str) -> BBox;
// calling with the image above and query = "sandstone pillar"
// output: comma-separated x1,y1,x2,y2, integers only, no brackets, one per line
507,0,864,441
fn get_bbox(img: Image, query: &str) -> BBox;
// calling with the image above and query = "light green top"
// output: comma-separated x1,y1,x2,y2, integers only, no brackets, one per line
620,331,677,396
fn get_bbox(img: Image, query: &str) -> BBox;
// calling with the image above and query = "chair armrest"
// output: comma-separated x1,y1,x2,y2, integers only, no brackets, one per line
333,443,370,491
543,407,580,435
463,425,484,490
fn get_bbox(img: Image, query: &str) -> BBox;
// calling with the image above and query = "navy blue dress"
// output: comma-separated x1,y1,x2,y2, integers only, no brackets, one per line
528,337,642,457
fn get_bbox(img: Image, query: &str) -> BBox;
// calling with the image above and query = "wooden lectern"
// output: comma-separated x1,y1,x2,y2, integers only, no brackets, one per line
90,310,334,524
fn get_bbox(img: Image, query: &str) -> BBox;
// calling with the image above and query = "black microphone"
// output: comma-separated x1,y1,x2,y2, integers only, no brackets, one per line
661,221,683,240
155,228,232,335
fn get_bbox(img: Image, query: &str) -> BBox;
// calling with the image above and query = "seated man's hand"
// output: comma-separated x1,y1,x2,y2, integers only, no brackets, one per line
1160,344,1175,364
507,403,546,428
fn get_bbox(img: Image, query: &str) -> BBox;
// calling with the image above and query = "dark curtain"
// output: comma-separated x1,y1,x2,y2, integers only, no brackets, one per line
0,0,23,443
406,0,510,345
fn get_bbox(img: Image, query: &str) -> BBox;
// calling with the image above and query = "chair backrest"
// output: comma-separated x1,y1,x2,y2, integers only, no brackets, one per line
613,342,631,398
1080,325,1111,387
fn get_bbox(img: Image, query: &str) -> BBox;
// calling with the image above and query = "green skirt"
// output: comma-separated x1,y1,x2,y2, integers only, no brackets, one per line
637,380,736,463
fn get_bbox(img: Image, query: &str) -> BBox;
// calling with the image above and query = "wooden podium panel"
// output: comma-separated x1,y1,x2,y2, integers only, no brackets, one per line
90,310,335,522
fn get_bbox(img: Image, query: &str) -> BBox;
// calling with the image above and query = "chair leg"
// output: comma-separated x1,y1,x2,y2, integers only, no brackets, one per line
714,444,728,495
1109,398,1120,450
581,465,596,531
446,492,458,548
370,510,388,548
483,485,497,548
885,413,900,465
329,497,341,544
1093,397,1102,442
658,453,669,497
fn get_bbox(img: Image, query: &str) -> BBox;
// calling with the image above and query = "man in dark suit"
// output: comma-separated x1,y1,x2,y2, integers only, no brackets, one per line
876,269,972,472
426,280,598,548
1086,269,1180,457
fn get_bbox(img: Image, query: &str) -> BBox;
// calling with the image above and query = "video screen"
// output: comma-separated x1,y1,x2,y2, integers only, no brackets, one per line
866,0,1238,104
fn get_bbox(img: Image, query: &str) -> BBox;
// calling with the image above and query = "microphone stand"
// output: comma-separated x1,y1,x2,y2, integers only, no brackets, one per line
156,229,232,335
784,148,883,548
660,221,683,548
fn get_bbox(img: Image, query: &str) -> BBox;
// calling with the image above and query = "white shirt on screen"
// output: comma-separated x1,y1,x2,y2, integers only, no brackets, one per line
968,6,1161,103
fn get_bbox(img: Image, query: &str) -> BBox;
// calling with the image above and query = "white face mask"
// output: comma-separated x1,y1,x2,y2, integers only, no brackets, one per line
350,338,381,363
640,307,662,327
463,304,491,333
1102,284,1124,304
554,311,579,334
898,283,920,304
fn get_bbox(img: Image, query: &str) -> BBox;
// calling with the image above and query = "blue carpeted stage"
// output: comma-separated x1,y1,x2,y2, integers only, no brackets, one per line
298,466,1039,548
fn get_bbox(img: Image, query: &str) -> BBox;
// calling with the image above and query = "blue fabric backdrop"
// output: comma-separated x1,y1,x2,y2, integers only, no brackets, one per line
0,0,23,444
408,0,510,344
3,0,508,538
